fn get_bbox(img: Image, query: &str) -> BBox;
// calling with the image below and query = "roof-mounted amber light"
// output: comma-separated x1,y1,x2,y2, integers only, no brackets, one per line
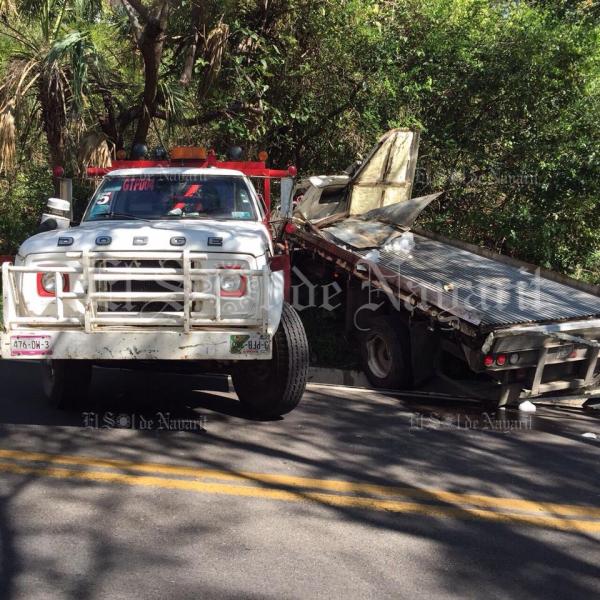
171,146,207,160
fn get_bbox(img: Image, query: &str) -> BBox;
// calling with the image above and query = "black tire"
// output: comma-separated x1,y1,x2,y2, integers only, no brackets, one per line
359,315,411,389
232,303,309,418
41,360,92,410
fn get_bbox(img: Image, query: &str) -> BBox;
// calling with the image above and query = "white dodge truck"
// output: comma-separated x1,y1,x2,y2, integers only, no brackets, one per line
1,156,309,417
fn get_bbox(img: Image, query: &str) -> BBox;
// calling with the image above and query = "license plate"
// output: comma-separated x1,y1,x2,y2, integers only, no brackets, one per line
230,334,271,355
550,345,573,359
10,335,52,357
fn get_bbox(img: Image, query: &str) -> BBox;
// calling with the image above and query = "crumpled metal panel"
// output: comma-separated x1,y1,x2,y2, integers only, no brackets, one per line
349,129,420,214
362,193,442,228
322,194,442,249
322,219,397,248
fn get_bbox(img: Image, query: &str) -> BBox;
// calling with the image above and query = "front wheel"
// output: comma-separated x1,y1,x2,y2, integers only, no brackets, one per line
232,303,309,418
41,360,92,410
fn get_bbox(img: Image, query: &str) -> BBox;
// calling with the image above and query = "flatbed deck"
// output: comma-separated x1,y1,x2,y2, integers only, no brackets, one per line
347,233,600,329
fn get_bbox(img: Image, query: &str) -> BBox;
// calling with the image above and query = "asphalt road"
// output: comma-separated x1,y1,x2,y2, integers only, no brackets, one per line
0,361,598,600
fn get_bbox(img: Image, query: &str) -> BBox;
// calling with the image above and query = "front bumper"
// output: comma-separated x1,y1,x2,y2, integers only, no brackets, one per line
1,329,272,361
2,250,284,361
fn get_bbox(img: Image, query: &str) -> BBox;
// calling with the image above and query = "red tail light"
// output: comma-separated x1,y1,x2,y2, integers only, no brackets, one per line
483,355,494,367
496,354,507,366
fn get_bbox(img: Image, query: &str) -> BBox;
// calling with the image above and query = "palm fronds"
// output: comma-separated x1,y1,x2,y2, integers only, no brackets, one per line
0,101,16,173
0,0,16,15
72,0,103,21
198,21,229,100
78,130,112,171
0,58,39,101
0,59,39,172
157,79,187,120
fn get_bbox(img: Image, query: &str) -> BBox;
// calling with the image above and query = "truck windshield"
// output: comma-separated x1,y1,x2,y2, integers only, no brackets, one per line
84,175,257,222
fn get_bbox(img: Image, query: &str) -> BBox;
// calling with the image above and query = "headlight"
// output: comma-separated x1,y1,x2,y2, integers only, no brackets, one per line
37,272,69,296
220,270,247,297
202,257,252,298
42,272,56,293
200,257,256,315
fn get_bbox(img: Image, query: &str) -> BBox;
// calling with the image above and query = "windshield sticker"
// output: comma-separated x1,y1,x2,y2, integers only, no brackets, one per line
96,192,112,205
232,211,251,219
122,178,155,192
184,184,201,196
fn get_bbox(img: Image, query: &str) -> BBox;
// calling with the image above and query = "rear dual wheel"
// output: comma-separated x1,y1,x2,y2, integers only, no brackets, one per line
41,360,92,410
360,315,411,389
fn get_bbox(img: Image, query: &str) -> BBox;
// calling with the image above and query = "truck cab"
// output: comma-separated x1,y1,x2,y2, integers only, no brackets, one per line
2,154,308,417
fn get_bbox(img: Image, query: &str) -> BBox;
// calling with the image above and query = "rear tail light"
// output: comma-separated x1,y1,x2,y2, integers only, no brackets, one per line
37,272,69,297
483,353,514,368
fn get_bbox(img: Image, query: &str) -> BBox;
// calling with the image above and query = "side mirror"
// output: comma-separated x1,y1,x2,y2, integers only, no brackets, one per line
38,218,58,233
40,197,71,231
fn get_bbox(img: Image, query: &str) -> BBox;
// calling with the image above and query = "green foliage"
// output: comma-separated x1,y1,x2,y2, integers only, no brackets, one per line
0,164,51,254
0,0,598,282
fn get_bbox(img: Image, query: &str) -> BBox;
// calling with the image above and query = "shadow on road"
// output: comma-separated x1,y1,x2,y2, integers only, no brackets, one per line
0,360,598,599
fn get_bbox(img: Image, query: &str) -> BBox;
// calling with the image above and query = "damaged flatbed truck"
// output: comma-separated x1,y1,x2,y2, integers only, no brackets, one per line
282,130,600,407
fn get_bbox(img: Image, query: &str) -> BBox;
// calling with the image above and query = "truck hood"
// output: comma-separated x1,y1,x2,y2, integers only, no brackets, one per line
19,219,271,258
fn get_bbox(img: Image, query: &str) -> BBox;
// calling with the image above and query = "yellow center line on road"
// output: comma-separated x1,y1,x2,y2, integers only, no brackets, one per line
0,459,598,533
0,447,598,521
0,447,598,520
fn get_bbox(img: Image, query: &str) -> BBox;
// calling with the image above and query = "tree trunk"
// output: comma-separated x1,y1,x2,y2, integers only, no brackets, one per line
180,1,205,86
39,71,67,168
132,15,168,148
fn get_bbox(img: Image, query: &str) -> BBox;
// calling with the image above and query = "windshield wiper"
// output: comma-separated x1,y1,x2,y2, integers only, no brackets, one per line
95,212,151,222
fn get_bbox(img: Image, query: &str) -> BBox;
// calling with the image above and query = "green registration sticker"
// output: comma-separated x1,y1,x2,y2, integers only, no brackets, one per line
230,334,271,354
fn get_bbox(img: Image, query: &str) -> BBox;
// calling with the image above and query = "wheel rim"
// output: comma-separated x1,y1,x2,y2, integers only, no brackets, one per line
366,334,393,379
